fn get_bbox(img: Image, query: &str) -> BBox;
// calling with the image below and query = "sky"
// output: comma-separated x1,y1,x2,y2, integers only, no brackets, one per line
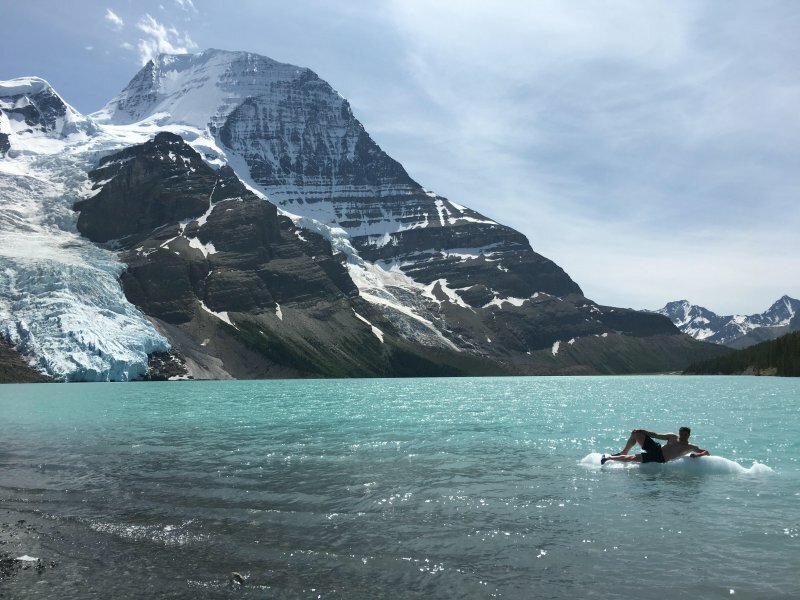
2,0,799,315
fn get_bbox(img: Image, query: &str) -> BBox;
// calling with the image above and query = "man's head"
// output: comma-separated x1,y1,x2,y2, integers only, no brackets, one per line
679,426,691,441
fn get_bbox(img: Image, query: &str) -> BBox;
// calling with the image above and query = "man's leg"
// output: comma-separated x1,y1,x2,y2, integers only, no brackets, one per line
618,429,647,455
602,453,643,465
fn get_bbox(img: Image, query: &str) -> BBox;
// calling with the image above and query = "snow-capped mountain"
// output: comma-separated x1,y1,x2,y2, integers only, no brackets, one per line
0,50,728,381
97,50,582,307
655,296,800,348
0,77,97,144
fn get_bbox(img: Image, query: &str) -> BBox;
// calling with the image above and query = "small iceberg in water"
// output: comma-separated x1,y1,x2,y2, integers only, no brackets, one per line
581,452,773,475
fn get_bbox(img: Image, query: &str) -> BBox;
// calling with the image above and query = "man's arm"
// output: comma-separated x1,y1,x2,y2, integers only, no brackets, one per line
689,444,710,458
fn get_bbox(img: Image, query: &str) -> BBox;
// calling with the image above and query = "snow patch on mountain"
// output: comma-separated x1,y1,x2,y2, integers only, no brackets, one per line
352,310,384,343
199,301,236,329
187,236,217,257
484,296,528,309
422,279,471,308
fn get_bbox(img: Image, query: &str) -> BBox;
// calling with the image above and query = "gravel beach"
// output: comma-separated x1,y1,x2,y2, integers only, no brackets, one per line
0,508,63,598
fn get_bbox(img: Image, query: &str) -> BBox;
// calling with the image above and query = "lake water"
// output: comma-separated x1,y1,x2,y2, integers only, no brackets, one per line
0,376,797,599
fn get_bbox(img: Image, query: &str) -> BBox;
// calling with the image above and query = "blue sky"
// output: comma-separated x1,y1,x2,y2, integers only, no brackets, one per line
3,1,799,315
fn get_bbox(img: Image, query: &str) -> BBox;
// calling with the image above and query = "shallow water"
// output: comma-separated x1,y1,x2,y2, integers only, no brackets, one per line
0,376,797,599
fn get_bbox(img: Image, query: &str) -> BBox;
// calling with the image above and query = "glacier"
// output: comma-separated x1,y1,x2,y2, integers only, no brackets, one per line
0,78,169,381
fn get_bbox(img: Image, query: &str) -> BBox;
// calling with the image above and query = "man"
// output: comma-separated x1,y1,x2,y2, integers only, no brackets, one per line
601,427,709,465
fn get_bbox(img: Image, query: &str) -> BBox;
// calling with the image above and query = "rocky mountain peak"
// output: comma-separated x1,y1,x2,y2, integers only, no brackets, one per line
767,295,799,322
93,49,313,130
94,49,585,306
657,299,715,327
0,77,93,153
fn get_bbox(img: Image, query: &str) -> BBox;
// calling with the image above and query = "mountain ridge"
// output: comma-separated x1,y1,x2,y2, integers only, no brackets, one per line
654,295,800,348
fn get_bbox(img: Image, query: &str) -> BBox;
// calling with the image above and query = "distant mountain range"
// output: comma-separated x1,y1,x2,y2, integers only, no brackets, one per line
0,50,727,381
654,296,800,348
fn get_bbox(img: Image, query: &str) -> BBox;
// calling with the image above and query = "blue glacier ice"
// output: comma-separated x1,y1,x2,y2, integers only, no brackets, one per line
0,77,169,381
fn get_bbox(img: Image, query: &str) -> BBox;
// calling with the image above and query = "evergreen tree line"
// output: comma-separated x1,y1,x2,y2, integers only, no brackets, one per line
685,331,800,377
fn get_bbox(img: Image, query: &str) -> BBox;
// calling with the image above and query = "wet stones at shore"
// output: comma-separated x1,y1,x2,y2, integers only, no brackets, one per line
0,550,22,582
0,518,58,585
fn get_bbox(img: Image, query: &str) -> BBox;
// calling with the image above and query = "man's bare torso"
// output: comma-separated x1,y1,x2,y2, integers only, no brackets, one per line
660,438,694,462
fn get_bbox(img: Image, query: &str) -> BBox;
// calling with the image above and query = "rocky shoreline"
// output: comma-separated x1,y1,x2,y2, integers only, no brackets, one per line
0,509,60,594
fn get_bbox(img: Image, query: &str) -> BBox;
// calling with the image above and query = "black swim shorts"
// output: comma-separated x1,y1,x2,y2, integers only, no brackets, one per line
641,435,666,464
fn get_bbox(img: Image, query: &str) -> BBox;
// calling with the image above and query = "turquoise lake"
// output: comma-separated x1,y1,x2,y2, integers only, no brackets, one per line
1,376,798,599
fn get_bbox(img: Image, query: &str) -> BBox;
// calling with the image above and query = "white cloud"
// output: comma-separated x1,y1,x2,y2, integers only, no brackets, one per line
368,0,800,313
174,0,198,13
135,14,198,65
104,8,124,31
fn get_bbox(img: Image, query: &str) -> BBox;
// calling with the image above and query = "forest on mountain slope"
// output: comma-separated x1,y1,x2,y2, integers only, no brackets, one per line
684,331,800,377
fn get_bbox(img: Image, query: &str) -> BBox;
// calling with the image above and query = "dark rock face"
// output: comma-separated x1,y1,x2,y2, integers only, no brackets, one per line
192,197,281,253
138,351,190,381
0,133,9,156
77,132,355,323
119,248,202,324
75,132,244,243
